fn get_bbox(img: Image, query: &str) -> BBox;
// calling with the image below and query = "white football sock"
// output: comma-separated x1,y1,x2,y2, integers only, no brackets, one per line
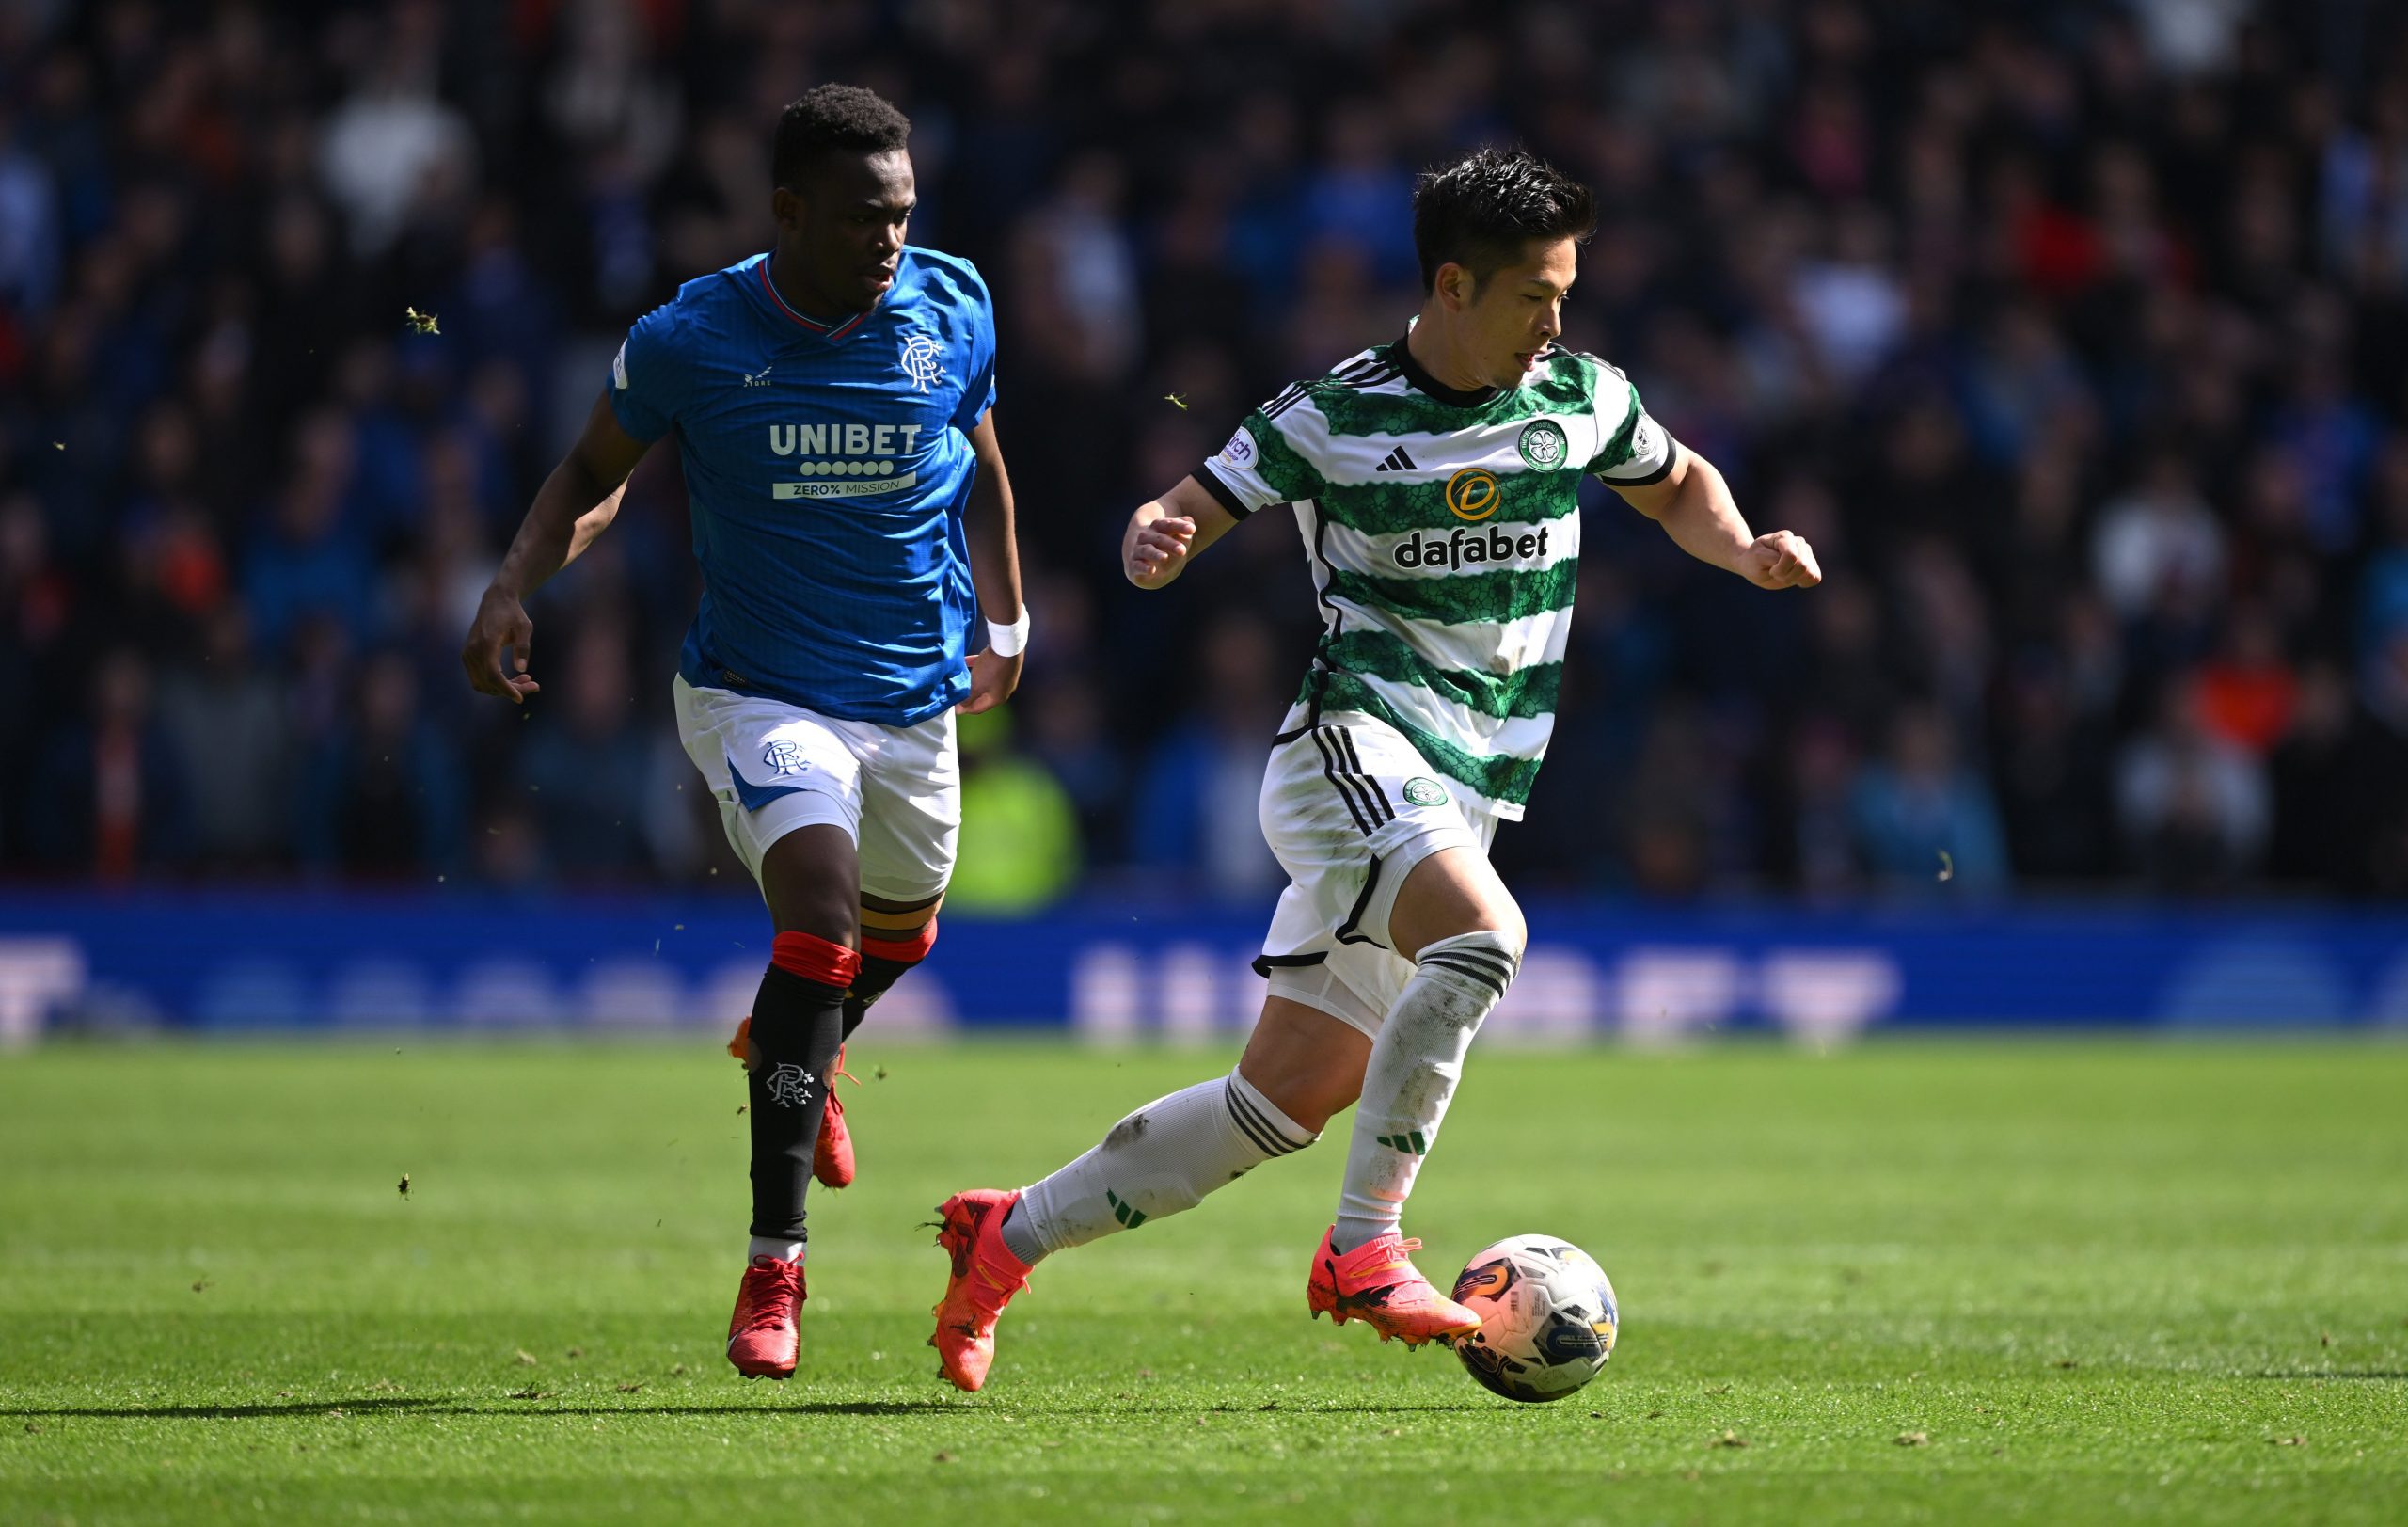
1002,1068,1316,1265
748,1236,804,1265
1332,930,1520,1252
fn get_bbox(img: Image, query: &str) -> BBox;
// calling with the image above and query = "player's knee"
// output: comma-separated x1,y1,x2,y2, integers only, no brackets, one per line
1413,928,1523,1012
766,881,862,953
1391,851,1524,960
1441,925,1523,978
1484,904,1528,963
773,890,857,947
1459,878,1526,958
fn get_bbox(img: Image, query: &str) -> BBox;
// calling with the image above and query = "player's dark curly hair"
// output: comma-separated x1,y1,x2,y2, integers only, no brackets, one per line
1410,148,1596,294
772,85,911,191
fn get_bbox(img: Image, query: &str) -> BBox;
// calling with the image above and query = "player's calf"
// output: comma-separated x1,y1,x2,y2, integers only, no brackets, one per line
727,930,862,1339
998,1067,1319,1265
1306,926,1513,1352
1332,929,1522,1253
813,899,939,1189
925,1069,1320,1392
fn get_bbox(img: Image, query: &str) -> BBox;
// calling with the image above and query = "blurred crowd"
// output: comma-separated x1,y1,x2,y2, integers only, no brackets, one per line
5,0,2408,904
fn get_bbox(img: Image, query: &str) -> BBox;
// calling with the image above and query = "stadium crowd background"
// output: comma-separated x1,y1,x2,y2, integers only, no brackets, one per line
3,0,2407,909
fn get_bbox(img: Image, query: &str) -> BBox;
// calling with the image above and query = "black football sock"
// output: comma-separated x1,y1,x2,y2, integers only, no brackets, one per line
840,952,908,1041
746,931,860,1240
843,917,938,1042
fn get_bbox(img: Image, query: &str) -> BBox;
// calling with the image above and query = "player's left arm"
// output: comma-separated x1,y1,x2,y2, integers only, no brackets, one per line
1612,448,1821,591
958,409,1027,715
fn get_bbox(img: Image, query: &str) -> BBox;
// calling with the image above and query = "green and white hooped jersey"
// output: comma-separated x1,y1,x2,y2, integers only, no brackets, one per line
1194,335,1678,821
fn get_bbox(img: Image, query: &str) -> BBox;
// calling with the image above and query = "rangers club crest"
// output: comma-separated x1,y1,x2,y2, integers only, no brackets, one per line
900,334,945,392
762,740,806,776
764,1063,815,1108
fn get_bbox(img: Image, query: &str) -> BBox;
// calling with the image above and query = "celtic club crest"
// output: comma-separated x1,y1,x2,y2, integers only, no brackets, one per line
1402,777,1450,808
1517,419,1568,469
899,334,945,393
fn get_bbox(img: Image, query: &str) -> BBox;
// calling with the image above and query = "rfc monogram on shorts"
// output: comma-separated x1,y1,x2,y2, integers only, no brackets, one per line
1517,418,1568,469
1402,777,1450,807
762,740,807,776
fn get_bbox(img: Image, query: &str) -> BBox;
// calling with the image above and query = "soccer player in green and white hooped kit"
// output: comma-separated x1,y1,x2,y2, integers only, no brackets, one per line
927,148,1823,1390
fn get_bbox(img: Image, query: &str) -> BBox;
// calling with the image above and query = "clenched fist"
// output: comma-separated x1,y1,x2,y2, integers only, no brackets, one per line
1735,530,1822,590
1126,514,1196,589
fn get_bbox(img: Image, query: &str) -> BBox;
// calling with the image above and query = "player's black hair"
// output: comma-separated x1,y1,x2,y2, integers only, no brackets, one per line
1410,147,1596,294
771,85,911,191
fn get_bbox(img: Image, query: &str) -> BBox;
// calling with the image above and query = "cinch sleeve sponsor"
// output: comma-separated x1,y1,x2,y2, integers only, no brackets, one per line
608,305,681,443
1196,402,1320,520
1584,364,1680,489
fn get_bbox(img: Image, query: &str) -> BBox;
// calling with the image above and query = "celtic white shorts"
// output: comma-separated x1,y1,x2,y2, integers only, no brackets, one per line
1255,708,1497,1038
672,676,959,902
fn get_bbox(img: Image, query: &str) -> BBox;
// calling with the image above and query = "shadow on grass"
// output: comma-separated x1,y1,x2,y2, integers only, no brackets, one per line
2249,1370,2407,1381
6,1396,1498,1421
3,1396,972,1421
6,1398,449,1421
1202,1402,1496,1415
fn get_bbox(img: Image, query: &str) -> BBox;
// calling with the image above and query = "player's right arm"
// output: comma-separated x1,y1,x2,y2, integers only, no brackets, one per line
1123,476,1239,589
461,392,650,703
1125,399,1318,589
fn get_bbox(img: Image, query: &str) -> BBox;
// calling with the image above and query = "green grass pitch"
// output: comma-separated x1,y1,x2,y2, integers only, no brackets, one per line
3,1038,2404,1524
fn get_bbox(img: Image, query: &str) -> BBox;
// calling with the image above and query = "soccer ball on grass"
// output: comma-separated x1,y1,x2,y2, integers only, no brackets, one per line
1450,1234,1618,1403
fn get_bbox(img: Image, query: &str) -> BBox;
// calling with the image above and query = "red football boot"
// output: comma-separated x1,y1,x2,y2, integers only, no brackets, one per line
813,1044,858,1189
927,1189,1033,1392
1306,1227,1481,1347
726,1254,804,1378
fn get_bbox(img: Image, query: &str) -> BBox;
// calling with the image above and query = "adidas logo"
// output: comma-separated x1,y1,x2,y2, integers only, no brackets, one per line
1375,1131,1430,1154
1372,446,1418,473
1106,1188,1149,1228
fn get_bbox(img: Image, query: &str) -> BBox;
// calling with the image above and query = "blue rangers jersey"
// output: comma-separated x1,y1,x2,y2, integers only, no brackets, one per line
608,247,997,724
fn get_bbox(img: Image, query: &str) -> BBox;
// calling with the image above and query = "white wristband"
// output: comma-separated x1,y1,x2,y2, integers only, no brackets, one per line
986,608,1030,657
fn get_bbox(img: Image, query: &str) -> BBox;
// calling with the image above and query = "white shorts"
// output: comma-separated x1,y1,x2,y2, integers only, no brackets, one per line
1255,709,1497,1038
672,676,959,902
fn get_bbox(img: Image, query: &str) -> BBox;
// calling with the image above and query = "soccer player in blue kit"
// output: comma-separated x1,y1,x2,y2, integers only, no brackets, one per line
460,86,1027,1380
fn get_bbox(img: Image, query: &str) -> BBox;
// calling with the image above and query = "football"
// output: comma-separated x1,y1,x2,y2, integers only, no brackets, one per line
1450,1234,1620,1403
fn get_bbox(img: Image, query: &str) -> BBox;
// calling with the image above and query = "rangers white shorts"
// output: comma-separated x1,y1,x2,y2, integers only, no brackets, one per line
1254,709,1497,1038
672,676,959,903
